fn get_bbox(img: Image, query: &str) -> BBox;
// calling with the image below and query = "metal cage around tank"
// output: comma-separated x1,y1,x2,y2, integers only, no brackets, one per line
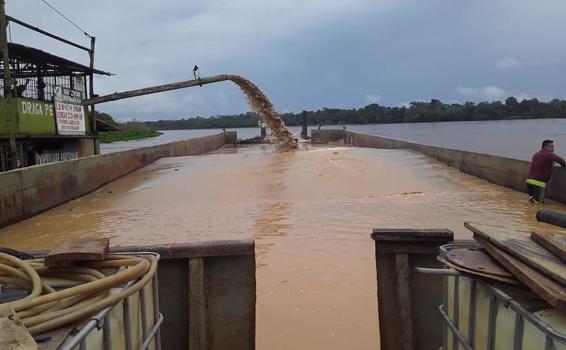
429,243,566,350
43,252,163,350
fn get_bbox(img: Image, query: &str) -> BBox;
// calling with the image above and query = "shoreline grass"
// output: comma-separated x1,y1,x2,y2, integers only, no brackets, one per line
98,130,162,143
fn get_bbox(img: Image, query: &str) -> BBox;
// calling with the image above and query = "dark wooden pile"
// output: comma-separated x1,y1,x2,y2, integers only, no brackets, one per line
443,208,566,309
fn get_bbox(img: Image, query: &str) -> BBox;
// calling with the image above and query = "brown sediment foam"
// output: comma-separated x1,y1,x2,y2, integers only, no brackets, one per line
227,74,298,152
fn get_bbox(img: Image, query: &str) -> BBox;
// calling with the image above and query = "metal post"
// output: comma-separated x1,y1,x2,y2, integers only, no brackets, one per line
140,287,148,341
0,1,10,96
88,36,99,155
151,273,162,350
301,111,308,139
452,276,459,350
0,0,16,169
513,314,524,350
468,279,477,348
103,312,112,350
442,276,448,349
123,296,133,350
487,294,498,350
260,127,267,139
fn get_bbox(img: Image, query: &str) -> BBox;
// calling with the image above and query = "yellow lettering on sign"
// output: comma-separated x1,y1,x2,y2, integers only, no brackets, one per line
21,101,52,116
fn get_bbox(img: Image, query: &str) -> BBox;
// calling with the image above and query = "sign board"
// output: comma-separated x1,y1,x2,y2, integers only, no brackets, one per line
54,86,86,135
17,99,56,135
35,150,79,165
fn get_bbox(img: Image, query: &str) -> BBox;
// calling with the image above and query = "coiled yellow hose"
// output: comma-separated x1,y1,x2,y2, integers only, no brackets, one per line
0,252,157,335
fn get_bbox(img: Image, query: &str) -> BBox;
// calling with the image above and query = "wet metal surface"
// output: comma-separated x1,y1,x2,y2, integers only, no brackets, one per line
0,143,565,349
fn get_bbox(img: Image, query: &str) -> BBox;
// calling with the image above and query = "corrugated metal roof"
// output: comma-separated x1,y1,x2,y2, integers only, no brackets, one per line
96,118,120,132
1,43,112,76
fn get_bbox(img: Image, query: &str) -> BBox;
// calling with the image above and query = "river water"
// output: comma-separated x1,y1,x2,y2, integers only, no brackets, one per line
101,118,566,161
1,143,564,349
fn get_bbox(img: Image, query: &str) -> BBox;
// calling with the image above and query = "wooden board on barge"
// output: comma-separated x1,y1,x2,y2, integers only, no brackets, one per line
531,231,566,262
475,235,566,309
465,222,566,286
45,238,109,267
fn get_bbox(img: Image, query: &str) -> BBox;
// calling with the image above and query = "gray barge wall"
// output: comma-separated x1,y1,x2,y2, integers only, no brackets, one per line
0,132,236,228
27,239,255,350
114,240,256,350
371,229,454,350
311,129,566,204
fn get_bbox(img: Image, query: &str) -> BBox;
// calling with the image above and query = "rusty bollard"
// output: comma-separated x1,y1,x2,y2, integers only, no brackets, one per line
371,229,454,350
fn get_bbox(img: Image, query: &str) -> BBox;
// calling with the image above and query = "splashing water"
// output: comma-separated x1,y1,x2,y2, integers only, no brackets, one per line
227,75,298,152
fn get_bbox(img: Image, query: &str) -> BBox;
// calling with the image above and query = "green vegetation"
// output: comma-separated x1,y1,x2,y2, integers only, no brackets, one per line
144,97,566,130
98,130,161,143
95,111,162,143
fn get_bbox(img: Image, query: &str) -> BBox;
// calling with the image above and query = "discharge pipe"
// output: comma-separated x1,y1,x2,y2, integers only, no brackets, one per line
536,208,566,229
81,74,230,106
82,74,298,151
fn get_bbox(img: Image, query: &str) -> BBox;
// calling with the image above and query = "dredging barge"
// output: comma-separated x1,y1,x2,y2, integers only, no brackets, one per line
1,127,565,349
1,3,565,349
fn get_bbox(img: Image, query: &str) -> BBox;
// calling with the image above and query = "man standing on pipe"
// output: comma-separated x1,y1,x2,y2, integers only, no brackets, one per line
193,65,200,80
526,140,566,203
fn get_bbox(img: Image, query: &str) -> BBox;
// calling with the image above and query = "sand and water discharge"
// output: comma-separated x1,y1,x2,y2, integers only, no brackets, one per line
82,73,299,151
227,75,298,152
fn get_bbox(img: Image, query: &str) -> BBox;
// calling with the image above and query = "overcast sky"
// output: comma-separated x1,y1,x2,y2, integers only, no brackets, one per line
6,0,566,121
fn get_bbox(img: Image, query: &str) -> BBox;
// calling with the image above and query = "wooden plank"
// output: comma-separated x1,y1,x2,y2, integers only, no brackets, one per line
372,229,454,242
45,238,109,267
465,223,566,285
475,236,566,309
531,232,566,262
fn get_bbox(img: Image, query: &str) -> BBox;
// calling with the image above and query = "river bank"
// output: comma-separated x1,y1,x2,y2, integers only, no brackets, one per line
98,130,163,143
99,118,566,160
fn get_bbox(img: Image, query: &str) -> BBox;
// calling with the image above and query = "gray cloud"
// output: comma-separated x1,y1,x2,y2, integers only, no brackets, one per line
496,57,522,69
6,0,566,120
456,86,508,100
364,94,382,104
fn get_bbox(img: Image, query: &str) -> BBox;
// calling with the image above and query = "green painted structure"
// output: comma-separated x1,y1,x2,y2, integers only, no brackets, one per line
0,97,93,136
0,13,112,172
0,96,102,172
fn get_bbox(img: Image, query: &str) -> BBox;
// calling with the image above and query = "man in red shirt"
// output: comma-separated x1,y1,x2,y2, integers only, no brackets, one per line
526,140,566,203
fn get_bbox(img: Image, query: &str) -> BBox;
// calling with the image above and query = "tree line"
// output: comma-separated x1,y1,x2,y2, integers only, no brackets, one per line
94,111,161,143
116,97,566,130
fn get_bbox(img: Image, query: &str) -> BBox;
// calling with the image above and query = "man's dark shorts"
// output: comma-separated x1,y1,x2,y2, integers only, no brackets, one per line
526,181,545,203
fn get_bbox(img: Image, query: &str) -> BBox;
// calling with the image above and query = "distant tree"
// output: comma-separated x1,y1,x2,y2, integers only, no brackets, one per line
505,96,518,106
137,96,566,130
